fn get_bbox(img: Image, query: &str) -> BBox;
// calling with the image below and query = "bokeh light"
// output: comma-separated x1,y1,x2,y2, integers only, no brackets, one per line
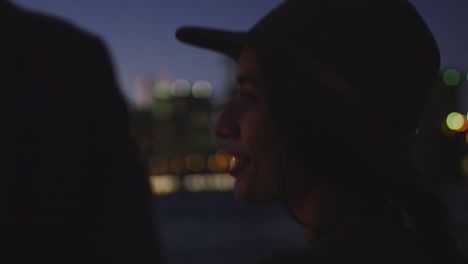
134,74,153,109
207,153,229,172
183,174,234,192
446,112,467,131
154,79,172,99
171,79,191,97
192,80,212,98
149,175,180,195
442,69,461,86
183,174,204,192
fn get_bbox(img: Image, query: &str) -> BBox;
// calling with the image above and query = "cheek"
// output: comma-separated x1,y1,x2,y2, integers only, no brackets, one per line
243,113,280,157
245,117,284,181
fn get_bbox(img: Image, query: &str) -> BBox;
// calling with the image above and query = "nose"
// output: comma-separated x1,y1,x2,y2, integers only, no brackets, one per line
213,102,240,141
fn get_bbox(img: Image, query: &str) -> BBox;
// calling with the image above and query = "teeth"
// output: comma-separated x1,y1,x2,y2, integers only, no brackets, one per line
229,156,248,174
229,156,236,170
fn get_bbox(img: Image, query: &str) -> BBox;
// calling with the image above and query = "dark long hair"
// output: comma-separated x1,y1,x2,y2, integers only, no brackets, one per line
254,45,465,263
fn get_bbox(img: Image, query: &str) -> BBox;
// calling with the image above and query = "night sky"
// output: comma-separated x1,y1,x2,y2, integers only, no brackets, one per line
11,0,468,106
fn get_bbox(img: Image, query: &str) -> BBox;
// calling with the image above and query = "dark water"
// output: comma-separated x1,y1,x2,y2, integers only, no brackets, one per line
152,186,468,264
153,191,302,264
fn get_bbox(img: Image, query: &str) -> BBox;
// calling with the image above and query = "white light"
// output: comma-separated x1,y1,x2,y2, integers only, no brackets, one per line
149,175,180,195
183,173,234,192
171,79,191,97
192,80,212,98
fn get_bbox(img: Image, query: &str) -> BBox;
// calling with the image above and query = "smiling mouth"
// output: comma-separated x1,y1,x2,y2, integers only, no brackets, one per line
229,156,250,176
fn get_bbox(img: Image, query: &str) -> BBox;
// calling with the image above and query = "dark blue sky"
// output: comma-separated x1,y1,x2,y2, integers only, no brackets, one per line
12,0,467,106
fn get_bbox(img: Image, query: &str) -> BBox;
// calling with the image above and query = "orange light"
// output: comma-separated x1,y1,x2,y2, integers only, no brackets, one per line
207,153,229,172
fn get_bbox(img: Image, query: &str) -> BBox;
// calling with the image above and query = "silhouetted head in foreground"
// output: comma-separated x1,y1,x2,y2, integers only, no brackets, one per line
176,0,466,263
1,1,161,263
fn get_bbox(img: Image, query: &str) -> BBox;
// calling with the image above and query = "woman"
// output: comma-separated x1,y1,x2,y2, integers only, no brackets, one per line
176,0,466,263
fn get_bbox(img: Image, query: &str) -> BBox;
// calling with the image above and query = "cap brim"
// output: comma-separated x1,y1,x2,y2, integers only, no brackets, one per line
175,27,248,61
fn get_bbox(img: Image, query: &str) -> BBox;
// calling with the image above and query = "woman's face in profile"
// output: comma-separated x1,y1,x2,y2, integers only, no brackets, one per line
214,45,283,205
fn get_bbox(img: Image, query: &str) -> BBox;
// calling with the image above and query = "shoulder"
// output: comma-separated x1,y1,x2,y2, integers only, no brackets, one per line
251,237,430,264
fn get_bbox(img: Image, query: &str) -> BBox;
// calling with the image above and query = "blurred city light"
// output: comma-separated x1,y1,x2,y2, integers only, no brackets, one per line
154,79,172,99
442,68,461,86
134,74,153,109
171,79,191,97
149,173,235,195
192,80,212,98
150,175,180,195
207,153,229,172
446,112,467,131
183,173,235,192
